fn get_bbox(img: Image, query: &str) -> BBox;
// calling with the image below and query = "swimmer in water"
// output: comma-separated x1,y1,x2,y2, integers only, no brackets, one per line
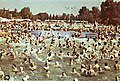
12,64,19,74
114,61,120,70
0,67,4,79
71,67,81,76
104,63,111,71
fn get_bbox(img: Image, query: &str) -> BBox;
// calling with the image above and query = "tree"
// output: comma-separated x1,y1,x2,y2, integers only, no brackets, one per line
49,14,52,20
55,15,58,20
92,6,101,23
35,13,48,21
0,8,11,19
114,1,120,25
61,13,67,20
78,6,94,23
14,8,17,13
52,14,55,20
9,8,21,19
100,0,120,25
70,14,74,20
19,7,33,19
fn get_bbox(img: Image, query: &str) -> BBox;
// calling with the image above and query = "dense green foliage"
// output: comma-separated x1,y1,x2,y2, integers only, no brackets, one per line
0,0,119,25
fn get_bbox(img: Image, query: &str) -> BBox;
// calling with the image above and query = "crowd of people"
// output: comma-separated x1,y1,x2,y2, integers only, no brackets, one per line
0,21,120,81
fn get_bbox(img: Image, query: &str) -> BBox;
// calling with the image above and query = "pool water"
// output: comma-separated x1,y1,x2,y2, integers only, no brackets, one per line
0,31,120,81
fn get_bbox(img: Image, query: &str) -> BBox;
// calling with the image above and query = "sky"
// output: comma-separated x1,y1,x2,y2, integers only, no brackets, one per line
0,0,120,15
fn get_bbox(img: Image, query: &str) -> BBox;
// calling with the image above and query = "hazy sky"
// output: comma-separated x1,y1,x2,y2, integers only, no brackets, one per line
0,0,119,15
